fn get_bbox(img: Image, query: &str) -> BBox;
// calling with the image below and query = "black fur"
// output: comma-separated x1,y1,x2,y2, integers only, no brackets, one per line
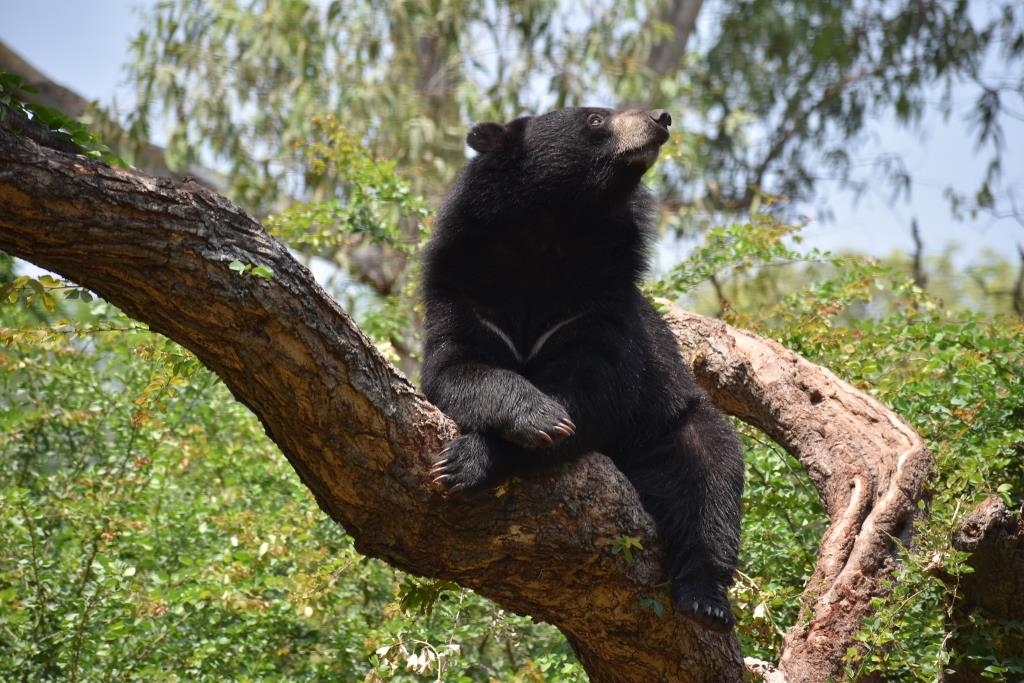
420,107,744,631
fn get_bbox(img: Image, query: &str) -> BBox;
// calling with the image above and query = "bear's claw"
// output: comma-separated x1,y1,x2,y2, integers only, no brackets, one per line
551,419,576,439
430,435,493,496
501,398,575,449
675,589,735,632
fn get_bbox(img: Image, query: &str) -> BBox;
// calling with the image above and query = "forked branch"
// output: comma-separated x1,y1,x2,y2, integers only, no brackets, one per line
0,129,931,682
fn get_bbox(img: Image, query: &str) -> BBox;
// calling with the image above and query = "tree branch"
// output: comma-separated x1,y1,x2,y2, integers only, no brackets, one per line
911,218,928,289
0,38,224,190
0,125,742,682
662,307,935,683
0,127,933,682
1014,243,1024,318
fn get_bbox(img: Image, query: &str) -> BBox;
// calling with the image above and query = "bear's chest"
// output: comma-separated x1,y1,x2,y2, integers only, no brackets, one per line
469,240,593,316
470,225,619,293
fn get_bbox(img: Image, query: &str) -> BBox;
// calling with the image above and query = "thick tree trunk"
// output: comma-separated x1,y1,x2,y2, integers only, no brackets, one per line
0,126,933,681
647,0,704,77
939,496,1024,681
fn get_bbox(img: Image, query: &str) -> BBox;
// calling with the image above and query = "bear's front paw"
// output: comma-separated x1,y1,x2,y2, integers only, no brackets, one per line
430,434,494,496
501,397,576,449
675,587,736,632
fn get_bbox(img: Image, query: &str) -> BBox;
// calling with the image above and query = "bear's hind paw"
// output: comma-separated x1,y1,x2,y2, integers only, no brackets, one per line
675,589,735,632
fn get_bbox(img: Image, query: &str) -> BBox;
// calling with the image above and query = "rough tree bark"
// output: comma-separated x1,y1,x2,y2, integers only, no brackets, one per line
951,496,1024,621
0,126,933,681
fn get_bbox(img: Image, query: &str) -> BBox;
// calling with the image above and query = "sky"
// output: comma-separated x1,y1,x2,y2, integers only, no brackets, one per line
2,0,1022,265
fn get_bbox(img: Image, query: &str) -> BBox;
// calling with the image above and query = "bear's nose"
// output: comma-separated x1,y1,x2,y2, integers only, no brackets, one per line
649,109,672,128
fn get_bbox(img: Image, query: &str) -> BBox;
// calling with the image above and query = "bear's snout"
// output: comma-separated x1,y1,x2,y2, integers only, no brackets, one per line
649,109,672,129
610,109,672,166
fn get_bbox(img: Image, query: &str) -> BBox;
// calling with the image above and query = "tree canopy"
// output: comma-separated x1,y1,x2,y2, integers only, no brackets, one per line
127,0,1024,220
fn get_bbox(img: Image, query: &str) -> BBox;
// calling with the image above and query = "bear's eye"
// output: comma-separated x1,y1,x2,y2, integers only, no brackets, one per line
587,113,605,128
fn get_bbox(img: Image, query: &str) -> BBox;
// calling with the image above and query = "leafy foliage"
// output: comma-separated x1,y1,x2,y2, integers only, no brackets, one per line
265,115,428,254
263,114,429,367
675,1,1024,212
5,202,1021,678
609,535,644,564
656,215,1024,677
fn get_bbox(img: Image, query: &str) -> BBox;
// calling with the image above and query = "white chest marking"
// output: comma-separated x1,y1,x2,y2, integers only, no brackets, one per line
476,312,584,364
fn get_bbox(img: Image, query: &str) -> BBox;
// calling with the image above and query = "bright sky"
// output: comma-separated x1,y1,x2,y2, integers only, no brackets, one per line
3,0,1022,265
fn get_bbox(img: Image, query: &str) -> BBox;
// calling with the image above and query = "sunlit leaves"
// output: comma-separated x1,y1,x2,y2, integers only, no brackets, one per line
228,259,275,279
651,214,826,299
0,274,63,312
609,534,644,564
1,72,125,165
264,115,428,254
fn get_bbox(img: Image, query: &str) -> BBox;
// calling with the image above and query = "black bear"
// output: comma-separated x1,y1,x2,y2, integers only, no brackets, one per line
419,107,744,631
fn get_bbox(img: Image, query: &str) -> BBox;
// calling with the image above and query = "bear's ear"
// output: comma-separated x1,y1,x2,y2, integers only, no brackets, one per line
466,122,507,154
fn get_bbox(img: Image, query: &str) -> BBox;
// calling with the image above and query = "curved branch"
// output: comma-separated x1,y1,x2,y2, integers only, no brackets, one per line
662,306,934,683
0,127,742,682
0,127,933,682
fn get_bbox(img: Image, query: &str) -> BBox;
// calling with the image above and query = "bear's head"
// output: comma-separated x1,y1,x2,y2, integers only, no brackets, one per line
464,107,672,207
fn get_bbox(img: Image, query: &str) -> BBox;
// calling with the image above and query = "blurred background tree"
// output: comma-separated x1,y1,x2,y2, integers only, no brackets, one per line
123,0,1024,214
118,0,1024,322
1,0,1023,680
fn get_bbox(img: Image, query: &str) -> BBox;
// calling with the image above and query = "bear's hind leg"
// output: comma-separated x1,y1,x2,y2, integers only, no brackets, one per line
621,397,744,632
